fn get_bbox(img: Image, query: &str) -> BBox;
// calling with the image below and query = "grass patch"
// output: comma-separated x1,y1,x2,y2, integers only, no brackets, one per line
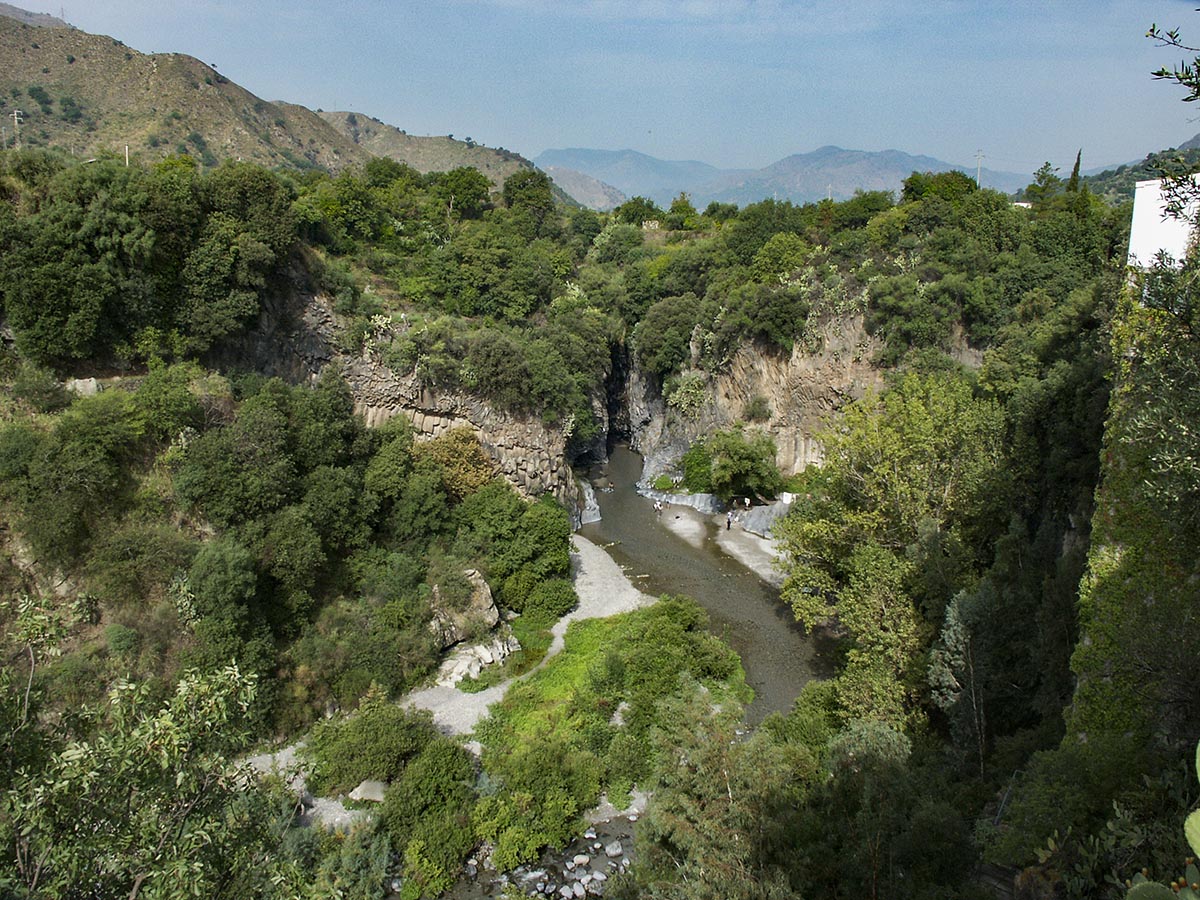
456,612,556,693
467,596,750,870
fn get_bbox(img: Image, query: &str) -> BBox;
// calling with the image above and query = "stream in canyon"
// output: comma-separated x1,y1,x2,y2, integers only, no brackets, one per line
579,445,832,725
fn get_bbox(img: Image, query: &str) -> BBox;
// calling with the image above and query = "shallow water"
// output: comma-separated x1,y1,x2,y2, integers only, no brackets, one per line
580,445,831,724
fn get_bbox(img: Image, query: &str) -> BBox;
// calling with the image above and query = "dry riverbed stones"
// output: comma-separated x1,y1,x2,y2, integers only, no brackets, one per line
455,819,635,898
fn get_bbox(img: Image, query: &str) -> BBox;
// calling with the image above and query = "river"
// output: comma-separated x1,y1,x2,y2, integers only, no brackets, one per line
579,445,831,724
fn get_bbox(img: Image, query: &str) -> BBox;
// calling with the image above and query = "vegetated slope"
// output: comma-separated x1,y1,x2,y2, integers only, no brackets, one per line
319,110,538,189
1084,133,1200,204
540,164,626,210
0,137,1162,896
0,14,369,170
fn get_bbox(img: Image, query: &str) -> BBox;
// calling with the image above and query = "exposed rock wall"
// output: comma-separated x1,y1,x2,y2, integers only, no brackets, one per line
627,315,885,480
342,355,580,514
216,263,583,515
222,261,883,515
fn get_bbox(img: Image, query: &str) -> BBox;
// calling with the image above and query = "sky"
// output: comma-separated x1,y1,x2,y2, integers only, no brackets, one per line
11,0,1200,174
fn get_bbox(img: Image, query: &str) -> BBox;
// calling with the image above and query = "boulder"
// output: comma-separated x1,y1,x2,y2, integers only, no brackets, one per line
429,569,500,649
65,377,99,396
604,840,623,859
348,780,386,803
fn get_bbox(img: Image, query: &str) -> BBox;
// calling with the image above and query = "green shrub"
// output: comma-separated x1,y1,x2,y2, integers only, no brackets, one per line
526,579,578,620
304,691,437,794
104,623,140,658
11,362,70,412
380,737,477,896
499,568,538,613
680,442,713,493
744,395,772,422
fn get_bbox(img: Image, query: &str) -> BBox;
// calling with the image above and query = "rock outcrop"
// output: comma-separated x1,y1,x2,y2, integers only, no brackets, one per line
428,569,500,650
223,271,584,515
435,632,522,687
342,354,582,514
625,315,885,481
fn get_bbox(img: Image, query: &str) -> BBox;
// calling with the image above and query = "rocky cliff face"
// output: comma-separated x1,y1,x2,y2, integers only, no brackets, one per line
342,356,580,514
227,267,582,516
624,315,885,481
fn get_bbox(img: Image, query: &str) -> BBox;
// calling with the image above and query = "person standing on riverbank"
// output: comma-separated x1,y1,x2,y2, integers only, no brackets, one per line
726,510,733,530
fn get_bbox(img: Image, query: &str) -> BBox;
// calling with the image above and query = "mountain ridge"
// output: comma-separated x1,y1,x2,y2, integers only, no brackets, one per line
0,8,542,190
537,144,1029,206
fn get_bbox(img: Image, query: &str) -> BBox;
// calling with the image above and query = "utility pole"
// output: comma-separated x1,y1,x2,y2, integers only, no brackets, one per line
10,109,23,151
975,149,984,188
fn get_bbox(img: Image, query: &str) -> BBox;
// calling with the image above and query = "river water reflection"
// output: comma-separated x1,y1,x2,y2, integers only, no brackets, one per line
579,445,831,725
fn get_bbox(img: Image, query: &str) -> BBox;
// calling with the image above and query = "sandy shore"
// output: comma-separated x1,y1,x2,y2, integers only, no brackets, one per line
657,503,786,587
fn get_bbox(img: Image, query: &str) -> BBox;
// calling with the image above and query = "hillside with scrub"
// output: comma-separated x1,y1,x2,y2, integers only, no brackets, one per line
0,11,544,188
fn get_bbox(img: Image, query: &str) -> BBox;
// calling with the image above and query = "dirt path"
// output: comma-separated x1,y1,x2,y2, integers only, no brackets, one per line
404,534,653,735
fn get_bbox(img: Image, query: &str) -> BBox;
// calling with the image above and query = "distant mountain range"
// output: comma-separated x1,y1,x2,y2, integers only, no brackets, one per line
536,146,1030,209
540,165,626,211
4,3,1195,214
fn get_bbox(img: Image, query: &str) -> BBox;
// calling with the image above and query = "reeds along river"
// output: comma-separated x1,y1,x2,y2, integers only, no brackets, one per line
579,445,832,725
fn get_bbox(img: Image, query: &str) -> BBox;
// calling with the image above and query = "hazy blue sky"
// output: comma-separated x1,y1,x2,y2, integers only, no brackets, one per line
13,0,1200,174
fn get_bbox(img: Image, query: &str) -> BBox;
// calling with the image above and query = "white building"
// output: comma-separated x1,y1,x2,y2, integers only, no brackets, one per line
1127,178,1198,269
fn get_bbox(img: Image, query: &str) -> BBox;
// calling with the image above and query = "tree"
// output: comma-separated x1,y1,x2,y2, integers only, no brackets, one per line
635,683,807,900
1,666,293,899
1025,162,1063,206
614,196,663,226
182,213,274,351
776,373,1006,726
633,293,700,379
434,167,491,220
705,425,783,502
901,170,978,204
501,169,555,236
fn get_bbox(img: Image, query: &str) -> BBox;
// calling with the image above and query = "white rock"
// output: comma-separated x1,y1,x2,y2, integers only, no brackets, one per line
573,854,591,867
66,377,99,396
604,840,623,859
559,886,574,898
591,871,607,882
573,883,586,899
347,780,386,802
